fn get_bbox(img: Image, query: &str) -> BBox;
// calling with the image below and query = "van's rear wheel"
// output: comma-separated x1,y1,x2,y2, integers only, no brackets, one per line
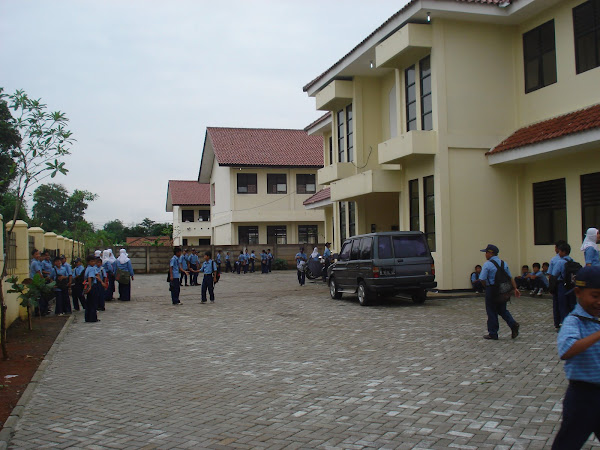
358,281,373,306
329,277,342,299
412,289,427,304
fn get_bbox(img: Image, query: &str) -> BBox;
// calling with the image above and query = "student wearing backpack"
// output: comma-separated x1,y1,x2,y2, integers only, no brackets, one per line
581,227,600,267
115,249,134,301
551,243,581,326
549,240,567,330
71,258,86,311
200,251,217,303
478,244,521,340
551,265,600,449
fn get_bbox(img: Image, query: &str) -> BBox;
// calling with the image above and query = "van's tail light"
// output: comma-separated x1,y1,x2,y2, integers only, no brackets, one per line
431,264,435,276
373,267,380,278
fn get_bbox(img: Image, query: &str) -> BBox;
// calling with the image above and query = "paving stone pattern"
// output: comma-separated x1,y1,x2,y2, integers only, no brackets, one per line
8,273,600,449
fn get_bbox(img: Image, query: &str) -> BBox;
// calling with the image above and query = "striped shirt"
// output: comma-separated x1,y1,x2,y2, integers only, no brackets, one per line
557,304,600,384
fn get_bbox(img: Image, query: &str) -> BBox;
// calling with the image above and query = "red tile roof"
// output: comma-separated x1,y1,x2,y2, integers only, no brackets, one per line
168,180,211,205
126,236,173,247
488,103,600,155
303,0,512,93
207,127,323,167
303,187,331,206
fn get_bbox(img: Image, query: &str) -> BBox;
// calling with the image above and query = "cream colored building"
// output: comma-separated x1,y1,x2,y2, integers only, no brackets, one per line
304,0,600,290
198,127,326,246
166,180,212,247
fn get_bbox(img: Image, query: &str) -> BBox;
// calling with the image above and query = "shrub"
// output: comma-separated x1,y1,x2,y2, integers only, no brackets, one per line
272,258,288,270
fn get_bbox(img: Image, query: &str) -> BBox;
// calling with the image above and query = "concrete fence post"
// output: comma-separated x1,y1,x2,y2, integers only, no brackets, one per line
57,235,66,256
6,220,30,320
44,232,58,254
28,227,45,254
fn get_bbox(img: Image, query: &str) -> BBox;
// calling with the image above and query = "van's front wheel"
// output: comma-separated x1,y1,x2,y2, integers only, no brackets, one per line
411,289,427,304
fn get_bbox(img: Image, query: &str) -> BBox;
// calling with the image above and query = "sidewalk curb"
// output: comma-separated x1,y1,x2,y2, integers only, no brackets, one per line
0,314,74,450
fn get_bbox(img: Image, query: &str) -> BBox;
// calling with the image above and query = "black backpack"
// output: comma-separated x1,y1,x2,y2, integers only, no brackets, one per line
563,259,583,290
490,259,513,304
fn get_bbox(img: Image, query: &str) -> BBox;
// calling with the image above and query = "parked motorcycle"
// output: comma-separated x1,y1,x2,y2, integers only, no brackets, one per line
305,256,325,280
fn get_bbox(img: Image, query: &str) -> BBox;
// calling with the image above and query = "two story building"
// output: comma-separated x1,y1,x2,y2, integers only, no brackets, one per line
198,127,326,246
166,180,212,247
304,0,600,290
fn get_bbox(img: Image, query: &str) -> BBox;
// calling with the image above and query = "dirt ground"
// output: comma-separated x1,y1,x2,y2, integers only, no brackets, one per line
0,315,68,429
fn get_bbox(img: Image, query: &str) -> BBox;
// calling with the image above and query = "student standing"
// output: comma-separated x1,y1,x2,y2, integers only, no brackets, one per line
581,227,600,267
225,251,232,273
95,257,107,311
243,250,250,274
478,244,521,340
267,249,273,273
261,250,268,274
551,266,600,449
169,247,182,305
200,251,217,304
180,249,189,286
41,251,52,278
102,249,116,300
115,249,134,301
71,258,86,311
551,243,578,326
250,250,256,273
549,240,567,331
323,243,332,282
237,251,244,274
29,250,45,315
51,257,71,315
296,247,307,286
189,249,200,286
84,255,100,323
216,250,222,275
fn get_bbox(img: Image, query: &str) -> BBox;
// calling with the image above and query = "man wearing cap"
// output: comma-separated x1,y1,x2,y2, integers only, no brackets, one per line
552,266,600,449
478,244,521,340
322,242,332,282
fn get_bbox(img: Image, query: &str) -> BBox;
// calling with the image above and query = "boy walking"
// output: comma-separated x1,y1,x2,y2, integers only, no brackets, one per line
200,251,217,304
170,247,183,305
552,266,600,449
84,255,100,323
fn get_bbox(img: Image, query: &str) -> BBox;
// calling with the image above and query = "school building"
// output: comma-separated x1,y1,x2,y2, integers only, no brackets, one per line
303,0,600,290
166,180,212,247
197,127,326,246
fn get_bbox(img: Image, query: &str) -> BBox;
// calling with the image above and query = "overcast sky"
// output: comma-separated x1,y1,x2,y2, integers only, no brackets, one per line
0,0,409,229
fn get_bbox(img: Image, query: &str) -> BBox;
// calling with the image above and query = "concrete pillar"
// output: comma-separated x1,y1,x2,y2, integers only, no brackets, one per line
44,232,58,254
6,220,30,320
28,227,45,254
57,235,66,256
65,239,74,259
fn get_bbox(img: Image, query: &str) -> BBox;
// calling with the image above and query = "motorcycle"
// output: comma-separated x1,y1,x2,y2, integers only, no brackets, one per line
305,256,326,280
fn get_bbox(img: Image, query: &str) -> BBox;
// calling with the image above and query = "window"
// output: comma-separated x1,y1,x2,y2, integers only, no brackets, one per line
297,174,316,194
420,56,433,131
574,0,600,74
181,210,194,222
337,109,345,162
533,178,567,245
405,65,417,132
360,237,373,260
350,239,361,260
409,179,420,231
237,173,257,194
581,172,600,235
339,241,351,261
523,20,557,93
211,183,215,206
182,238,188,246
267,174,287,194
339,202,347,243
198,210,210,222
346,104,353,162
423,175,436,252
238,226,259,245
377,235,393,259
389,85,398,138
198,238,210,246
392,235,428,258
267,226,287,245
328,136,333,166
348,201,356,237
298,225,318,244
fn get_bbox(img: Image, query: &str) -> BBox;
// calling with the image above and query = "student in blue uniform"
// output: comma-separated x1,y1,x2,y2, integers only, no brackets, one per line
581,227,600,267
514,265,531,290
71,258,86,311
84,255,100,323
249,250,255,272
115,249,134,301
216,250,222,275
180,249,189,286
527,262,548,296
200,251,217,304
267,249,273,273
41,251,53,278
478,244,521,340
169,247,182,305
243,250,250,274
551,266,600,449
296,247,307,286
470,265,483,293
225,252,232,273
29,249,46,315
51,257,71,315
551,242,577,327
95,257,107,311
189,249,200,286
102,250,116,301
323,243,332,282
549,240,567,330
260,250,268,273
237,251,244,274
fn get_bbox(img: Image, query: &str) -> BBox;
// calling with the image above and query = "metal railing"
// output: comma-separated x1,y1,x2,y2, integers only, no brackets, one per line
5,232,17,275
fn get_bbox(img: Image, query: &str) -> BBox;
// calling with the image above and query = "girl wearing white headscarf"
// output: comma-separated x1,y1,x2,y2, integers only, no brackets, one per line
115,249,134,301
94,250,102,258
581,227,600,267
310,247,319,260
103,249,117,301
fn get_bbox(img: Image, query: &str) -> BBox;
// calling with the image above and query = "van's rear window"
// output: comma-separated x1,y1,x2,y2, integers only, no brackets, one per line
378,236,393,259
392,235,428,258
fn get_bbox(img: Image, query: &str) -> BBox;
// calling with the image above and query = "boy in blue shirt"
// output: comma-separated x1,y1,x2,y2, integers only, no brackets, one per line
261,250,268,274
550,240,567,330
527,262,548,296
71,258,86,311
470,265,483,293
84,255,101,322
179,249,190,286
170,247,183,305
551,243,577,327
51,257,71,316
250,250,256,273
189,249,200,286
200,251,217,304
296,247,307,286
41,251,52,278
216,250,222,275
514,265,531,290
552,266,600,449
225,252,231,273
267,249,273,273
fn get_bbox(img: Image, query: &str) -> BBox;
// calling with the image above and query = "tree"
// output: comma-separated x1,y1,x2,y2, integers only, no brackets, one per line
31,183,96,233
0,99,22,194
103,219,127,244
0,88,74,360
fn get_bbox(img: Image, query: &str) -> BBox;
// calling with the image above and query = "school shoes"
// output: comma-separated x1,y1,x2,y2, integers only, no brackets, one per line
511,323,520,339
483,334,498,340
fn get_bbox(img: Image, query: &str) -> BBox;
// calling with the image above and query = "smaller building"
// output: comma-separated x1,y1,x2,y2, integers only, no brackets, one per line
166,180,212,247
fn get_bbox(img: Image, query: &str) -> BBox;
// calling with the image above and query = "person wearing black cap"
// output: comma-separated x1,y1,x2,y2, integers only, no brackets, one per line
322,242,332,282
478,244,521,340
552,265,600,449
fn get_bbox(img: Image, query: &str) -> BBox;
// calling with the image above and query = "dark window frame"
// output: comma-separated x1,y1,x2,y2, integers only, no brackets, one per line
360,237,373,260
419,56,433,131
328,136,333,166
181,210,194,222
409,179,420,231
339,202,347,243
405,65,417,132
298,225,318,244
348,201,356,237
267,173,287,194
267,225,287,245
346,104,354,162
573,0,600,74
533,178,567,245
296,174,316,194
523,20,557,93
337,109,345,163
238,226,259,245
581,172,600,235
197,210,210,222
237,173,257,194
423,175,436,252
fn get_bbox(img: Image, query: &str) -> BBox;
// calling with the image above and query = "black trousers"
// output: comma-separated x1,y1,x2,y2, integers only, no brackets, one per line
201,274,214,302
552,381,600,449
55,289,71,315
72,284,86,310
119,282,131,301
225,261,232,273
190,264,198,285
170,279,180,304
85,284,99,322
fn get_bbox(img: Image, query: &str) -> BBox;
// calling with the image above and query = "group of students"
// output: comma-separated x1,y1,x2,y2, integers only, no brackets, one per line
169,247,219,305
29,248,134,323
473,261,551,296
226,249,274,274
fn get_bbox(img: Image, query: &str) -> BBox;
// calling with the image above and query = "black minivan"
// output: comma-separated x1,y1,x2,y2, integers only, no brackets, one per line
327,231,436,306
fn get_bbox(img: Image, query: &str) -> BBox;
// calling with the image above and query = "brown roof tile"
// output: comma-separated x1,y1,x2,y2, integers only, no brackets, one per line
207,127,323,167
168,180,211,205
487,103,600,155
303,187,331,206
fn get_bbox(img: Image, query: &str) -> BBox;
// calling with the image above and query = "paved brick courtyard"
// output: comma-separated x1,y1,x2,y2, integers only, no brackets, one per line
6,272,600,449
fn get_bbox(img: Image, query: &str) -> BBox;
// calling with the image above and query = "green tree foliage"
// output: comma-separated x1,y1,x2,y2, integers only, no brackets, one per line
32,183,97,233
0,99,22,194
